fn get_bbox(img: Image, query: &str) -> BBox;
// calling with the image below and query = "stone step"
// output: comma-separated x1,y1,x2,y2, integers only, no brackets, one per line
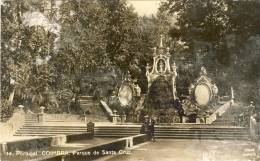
16,129,86,132
17,127,86,130
96,128,246,131
20,126,87,129
80,102,99,104
94,126,249,140
94,131,248,135
94,126,246,129
95,133,248,137
95,131,248,134
14,134,64,136
94,127,247,131
79,95,94,98
15,131,85,134
154,136,250,140
94,134,249,140
17,128,86,131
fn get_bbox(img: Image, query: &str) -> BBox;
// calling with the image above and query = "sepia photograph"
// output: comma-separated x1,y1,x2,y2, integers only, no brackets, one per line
0,0,260,161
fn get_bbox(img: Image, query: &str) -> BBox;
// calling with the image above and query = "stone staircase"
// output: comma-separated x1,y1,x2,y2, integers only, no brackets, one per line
94,125,250,140
16,113,83,137
14,96,109,136
212,103,246,126
14,125,87,136
24,113,38,125
14,123,249,139
15,101,250,139
79,95,109,122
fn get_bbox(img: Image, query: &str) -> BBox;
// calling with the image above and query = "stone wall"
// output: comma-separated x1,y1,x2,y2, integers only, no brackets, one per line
0,108,25,141
0,132,93,154
41,134,149,161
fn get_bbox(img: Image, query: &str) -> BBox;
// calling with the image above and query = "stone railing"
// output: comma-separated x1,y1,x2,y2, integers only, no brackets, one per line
206,101,232,124
0,106,26,141
100,100,113,115
1,132,94,154
40,114,85,123
249,116,257,141
38,134,149,161
100,100,126,124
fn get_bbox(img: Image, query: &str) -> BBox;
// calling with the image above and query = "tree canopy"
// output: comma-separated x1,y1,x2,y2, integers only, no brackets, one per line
1,0,260,119
161,0,260,101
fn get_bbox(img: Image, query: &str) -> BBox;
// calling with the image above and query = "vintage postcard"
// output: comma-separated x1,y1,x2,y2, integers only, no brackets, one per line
1,0,260,161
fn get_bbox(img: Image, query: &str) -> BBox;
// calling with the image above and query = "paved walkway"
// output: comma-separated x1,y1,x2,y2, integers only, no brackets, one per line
100,139,256,161
0,136,46,143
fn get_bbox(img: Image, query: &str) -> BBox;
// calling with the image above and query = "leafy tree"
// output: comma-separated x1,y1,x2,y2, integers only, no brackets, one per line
54,0,109,94
161,0,260,101
1,0,59,115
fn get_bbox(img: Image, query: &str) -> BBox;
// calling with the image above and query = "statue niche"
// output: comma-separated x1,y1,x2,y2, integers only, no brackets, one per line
157,59,166,74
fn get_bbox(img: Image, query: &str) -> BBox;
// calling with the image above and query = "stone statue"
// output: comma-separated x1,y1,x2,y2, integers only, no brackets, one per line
172,62,177,76
200,66,207,76
135,84,141,97
158,60,165,73
212,83,218,95
146,63,150,74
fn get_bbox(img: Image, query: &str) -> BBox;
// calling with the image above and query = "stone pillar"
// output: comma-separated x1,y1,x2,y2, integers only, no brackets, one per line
121,114,126,123
40,106,45,113
126,137,133,148
231,86,234,105
182,116,188,123
38,113,44,123
112,114,119,124
84,114,87,123
196,118,201,124
0,142,7,154
144,115,149,122
18,105,24,111
112,110,119,124
61,155,66,161
87,122,95,134
255,111,260,155
38,106,45,123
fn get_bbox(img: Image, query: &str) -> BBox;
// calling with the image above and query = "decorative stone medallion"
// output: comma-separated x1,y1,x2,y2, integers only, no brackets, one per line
194,83,211,106
190,66,218,107
118,83,133,107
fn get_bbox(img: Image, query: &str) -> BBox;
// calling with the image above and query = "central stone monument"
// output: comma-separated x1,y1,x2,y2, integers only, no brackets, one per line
146,35,177,99
145,36,181,123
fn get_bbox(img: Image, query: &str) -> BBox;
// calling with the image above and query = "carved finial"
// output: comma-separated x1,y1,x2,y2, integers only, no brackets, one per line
153,47,157,55
231,86,234,104
146,63,150,73
159,35,163,48
166,47,170,54
172,62,177,75
200,66,207,76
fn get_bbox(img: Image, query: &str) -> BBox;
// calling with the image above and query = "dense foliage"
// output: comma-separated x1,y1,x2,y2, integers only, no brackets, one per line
1,0,168,119
161,0,260,102
1,0,260,121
